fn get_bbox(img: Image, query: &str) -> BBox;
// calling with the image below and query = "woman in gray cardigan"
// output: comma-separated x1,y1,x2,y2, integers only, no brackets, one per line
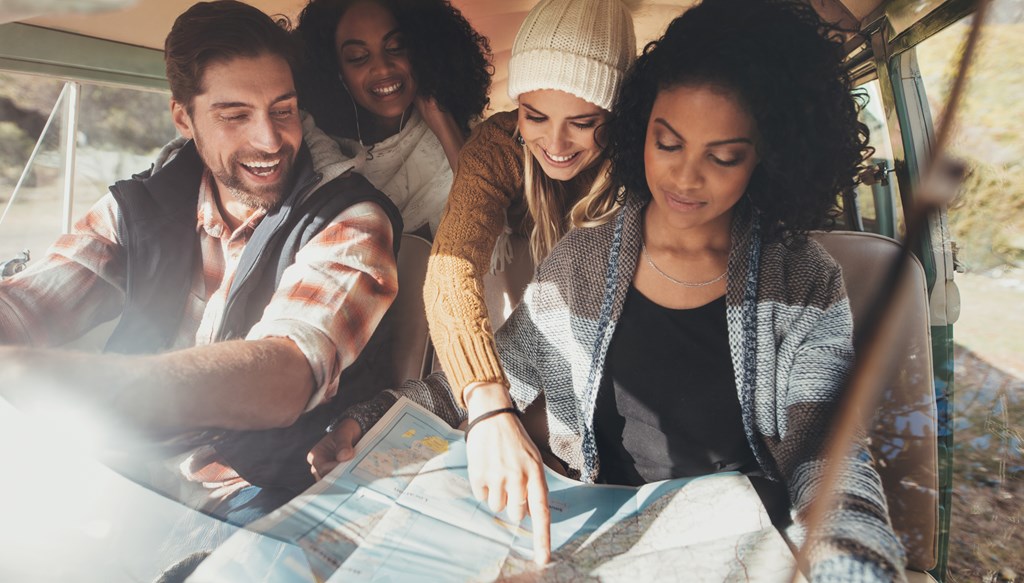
315,0,906,579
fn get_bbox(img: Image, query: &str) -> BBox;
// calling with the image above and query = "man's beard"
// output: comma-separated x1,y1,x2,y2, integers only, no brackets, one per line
210,147,296,211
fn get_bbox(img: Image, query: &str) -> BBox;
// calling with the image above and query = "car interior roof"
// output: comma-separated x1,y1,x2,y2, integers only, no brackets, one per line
10,0,883,112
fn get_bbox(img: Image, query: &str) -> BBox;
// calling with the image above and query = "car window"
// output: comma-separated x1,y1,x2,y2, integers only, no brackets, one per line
0,72,177,264
849,79,906,238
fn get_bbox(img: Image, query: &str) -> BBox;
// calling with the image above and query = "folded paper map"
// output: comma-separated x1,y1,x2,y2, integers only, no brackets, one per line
191,398,800,582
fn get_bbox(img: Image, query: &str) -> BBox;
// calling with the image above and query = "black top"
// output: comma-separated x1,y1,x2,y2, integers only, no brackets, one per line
594,287,759,486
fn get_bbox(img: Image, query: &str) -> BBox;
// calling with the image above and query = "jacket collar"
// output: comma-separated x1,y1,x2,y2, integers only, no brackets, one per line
140,139,318,220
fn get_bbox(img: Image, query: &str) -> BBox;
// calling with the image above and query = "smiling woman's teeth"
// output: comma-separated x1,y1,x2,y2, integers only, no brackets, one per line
545,150,578,163
371,82,402,97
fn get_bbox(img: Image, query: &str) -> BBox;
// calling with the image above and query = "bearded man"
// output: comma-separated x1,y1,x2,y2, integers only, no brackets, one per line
0,0,402,522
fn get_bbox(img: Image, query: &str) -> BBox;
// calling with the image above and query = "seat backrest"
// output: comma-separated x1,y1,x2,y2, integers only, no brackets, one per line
811,231,938,572
388,233,434,382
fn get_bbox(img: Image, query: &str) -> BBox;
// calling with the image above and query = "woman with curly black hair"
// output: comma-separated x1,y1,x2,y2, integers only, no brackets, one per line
579,1,907,578
607,0,867,244
293,0,491,235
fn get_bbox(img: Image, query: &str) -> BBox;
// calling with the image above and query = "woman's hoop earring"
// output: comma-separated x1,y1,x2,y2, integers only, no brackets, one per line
515,133,525,146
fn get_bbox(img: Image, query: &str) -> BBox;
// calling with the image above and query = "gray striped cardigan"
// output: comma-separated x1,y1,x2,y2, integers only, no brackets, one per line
348,197,906,582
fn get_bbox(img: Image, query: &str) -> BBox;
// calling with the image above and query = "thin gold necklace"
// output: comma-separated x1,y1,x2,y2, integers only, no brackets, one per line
641,241,727,287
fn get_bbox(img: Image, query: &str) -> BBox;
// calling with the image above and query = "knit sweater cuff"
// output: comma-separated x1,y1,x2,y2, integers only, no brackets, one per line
809,554,904,583
343,392,399,437
441,332,509,407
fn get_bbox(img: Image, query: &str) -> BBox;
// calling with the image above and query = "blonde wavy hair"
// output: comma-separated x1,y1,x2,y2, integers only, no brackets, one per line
520,142,620,263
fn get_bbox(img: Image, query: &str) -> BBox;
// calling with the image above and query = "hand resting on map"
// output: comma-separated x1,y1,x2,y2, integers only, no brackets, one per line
307,417,362,480
305,374,463,482
305,376,555,565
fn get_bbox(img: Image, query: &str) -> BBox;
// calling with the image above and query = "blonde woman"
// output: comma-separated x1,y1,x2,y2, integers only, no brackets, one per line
425,0,636,514
310,0,637,561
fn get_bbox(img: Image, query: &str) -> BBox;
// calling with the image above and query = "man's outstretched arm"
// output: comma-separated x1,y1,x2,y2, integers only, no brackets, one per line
0,198,399,434
0,337,314,432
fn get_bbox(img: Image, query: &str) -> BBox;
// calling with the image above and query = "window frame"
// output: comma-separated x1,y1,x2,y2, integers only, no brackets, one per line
853,2,977,579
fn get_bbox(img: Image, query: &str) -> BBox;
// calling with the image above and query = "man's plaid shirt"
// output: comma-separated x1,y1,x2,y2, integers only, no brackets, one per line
0,171,398,506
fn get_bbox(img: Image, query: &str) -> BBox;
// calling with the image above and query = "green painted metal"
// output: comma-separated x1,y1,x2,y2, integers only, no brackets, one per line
0,23,167,91
869,23,919,231
883,0,971,38
931,324,955,582
869,180,897,238
887,52,940,292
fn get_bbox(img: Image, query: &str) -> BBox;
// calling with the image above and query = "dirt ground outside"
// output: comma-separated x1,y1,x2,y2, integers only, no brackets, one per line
947,273,1024,582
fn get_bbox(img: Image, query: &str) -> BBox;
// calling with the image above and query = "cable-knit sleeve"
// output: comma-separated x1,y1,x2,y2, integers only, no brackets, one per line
424,111,525,406
759,251,907,582
342,371,467,436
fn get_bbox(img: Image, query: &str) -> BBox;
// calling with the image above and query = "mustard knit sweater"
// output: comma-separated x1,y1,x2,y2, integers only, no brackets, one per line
424,110,600,404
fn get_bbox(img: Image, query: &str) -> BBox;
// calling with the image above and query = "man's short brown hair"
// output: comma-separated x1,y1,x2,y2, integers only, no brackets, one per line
165,0,297,111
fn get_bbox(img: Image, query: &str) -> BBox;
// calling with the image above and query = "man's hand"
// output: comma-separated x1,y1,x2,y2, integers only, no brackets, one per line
464,382,551,565
307,417,363,481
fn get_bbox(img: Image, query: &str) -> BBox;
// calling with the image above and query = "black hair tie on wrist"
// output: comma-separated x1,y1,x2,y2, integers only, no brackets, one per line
465,407,520,440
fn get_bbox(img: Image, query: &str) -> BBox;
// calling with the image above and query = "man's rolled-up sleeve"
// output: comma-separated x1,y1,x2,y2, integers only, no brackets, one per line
246,201,398,411
0,194,125,346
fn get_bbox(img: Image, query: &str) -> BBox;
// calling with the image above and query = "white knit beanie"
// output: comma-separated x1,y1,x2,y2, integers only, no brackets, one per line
507,0,638,112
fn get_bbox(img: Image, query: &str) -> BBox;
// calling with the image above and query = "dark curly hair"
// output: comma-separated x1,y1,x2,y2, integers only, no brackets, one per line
606,0,869,243
293,0,491,138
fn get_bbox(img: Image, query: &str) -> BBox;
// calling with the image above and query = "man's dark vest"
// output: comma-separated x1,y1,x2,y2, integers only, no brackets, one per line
105,140,403,492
